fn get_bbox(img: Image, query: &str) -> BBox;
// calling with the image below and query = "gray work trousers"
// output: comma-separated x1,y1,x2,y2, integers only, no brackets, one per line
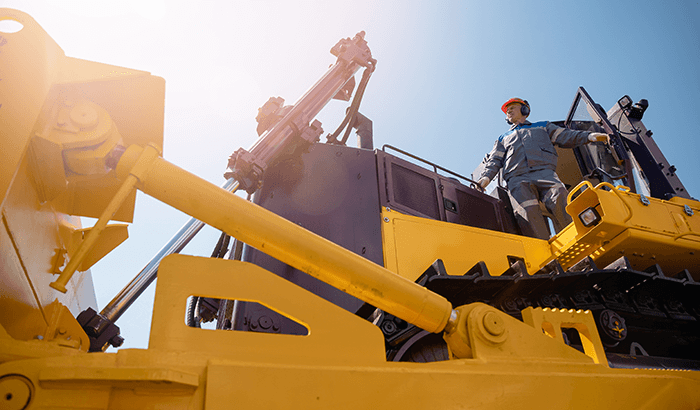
506,169,572,240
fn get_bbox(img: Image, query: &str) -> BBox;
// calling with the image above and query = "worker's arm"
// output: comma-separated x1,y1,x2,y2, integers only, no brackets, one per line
479,138,506,188
546,122,608,148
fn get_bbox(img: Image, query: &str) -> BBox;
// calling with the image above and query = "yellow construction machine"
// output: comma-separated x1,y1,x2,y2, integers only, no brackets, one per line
2,8,700,410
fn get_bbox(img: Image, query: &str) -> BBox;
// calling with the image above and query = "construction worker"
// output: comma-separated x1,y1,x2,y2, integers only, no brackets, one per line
477,98,609,239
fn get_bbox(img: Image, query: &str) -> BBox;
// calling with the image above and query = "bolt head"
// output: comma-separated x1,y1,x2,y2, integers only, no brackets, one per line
110,335,124,348
0,375,33,410
70,103,99,129
482,312,505,337
258,316,273,330
381,321,397,334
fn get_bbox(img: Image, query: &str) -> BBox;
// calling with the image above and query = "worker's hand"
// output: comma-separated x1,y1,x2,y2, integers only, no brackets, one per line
478,177,490,189
589,133,610,144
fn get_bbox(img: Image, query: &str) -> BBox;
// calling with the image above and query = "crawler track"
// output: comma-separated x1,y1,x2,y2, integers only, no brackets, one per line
377,256,700,367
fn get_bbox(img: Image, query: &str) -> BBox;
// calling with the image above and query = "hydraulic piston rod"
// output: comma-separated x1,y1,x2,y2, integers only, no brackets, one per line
116,144,455,334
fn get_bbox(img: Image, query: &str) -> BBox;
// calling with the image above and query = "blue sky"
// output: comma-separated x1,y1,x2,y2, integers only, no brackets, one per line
5,0,699,348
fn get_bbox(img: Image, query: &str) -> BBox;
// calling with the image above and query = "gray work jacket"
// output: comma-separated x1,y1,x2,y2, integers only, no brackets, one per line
481,120,591,182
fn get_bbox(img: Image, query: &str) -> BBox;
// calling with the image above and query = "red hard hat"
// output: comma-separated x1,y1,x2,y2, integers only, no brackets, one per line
501,97,529,113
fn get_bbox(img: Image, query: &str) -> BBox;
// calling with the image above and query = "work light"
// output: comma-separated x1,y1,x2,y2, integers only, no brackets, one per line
579,207,601,227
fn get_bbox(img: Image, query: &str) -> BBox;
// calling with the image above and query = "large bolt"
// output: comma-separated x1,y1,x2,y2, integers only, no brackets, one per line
0,375,33,410
258,316,272,330
381,321,397,335
482,312,505,337
70,103,99,129
473,308,508,346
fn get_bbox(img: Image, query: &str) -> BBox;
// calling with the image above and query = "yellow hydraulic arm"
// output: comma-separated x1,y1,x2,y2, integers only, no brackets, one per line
57,143,457,335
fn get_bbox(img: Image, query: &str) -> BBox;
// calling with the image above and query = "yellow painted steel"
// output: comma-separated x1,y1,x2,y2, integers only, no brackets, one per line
115,144,454,334
50,145,159,293
380,207,553,280
443,303,605,365
521,306,608,366
0,7,163,343
0,149,97,341
0,300,89,363
0,8,62,211
6,353,700,410
3,257,700,409
150,255,386,365
68,224,129,272
381,181,700,279
1,8,164,223
555,181,700,275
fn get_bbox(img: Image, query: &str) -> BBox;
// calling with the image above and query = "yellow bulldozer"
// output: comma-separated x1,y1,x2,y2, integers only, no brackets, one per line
1,8,699,409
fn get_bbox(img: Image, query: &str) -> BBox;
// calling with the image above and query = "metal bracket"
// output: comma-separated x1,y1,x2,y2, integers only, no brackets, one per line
76,307,123,352
685,204,694,216
521,306,608,366
444,303,607,366
49,144,159,293
639,194,650,206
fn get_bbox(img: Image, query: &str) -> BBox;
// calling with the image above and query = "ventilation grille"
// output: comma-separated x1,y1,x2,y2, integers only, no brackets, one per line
391,163,440,219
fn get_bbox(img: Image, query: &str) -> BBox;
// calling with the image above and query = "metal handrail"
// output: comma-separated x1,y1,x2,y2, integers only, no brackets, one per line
381,144,479,187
